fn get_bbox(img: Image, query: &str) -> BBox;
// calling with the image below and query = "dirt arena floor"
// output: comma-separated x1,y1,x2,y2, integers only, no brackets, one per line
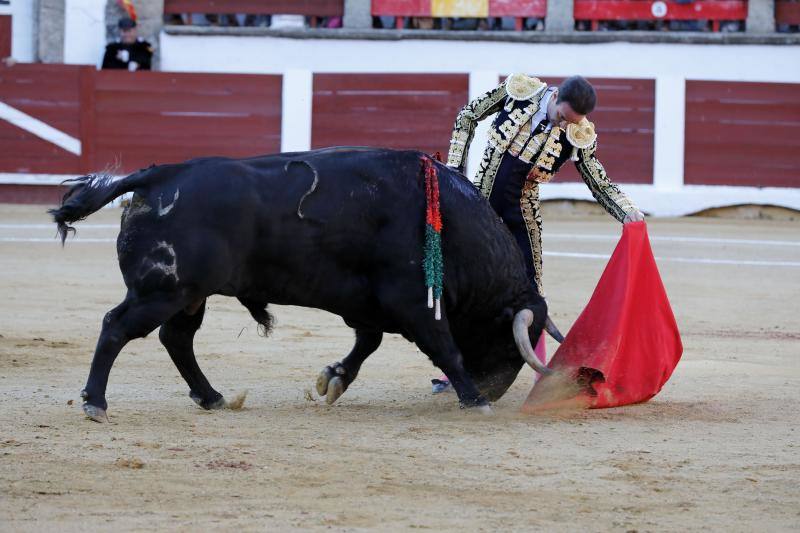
1,204,798,531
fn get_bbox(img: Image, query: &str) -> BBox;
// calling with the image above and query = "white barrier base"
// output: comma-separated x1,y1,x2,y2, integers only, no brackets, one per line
2,173,800,216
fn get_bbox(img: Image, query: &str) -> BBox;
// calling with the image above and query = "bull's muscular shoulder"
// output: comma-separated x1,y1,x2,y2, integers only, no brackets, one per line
504,73,547,101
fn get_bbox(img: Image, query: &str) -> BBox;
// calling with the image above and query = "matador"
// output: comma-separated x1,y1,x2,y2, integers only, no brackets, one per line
446,74,645,297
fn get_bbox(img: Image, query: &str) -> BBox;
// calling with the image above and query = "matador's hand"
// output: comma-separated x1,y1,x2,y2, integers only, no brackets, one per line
623,210,645,224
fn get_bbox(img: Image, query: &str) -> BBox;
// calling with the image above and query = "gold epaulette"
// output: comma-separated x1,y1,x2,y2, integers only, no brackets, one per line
504,73,547,101
566,117,597,149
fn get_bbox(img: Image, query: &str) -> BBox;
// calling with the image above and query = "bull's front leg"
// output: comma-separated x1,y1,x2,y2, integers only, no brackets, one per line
411,322,492,413
317,329,382,404
370,281,490,413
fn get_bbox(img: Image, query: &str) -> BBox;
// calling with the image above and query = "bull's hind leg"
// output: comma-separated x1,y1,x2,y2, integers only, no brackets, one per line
82,293,187,422
317,328,383,405
158,299,226,410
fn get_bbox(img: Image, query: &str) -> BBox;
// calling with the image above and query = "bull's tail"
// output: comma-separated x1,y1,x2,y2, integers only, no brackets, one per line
49,168,158,245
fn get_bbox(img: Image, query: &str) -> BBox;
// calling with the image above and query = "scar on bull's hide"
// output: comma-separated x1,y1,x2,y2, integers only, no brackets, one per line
158,188,180,216
285,160,319,220
139,241,179,282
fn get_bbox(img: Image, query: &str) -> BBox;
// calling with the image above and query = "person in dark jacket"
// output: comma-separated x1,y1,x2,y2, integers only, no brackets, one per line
102,17,153,71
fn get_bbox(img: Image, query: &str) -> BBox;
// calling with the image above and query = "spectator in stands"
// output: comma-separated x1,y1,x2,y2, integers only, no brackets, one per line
322,16,343,28
444,17,481,30
204,14,239,26
244,15,271,27
669,18,708,31
720,20,744,32
102,17,153,71
411,17,438,30
525,17,545,31
164,13,185,25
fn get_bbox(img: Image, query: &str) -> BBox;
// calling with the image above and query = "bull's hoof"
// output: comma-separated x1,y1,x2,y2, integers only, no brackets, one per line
316,363,349,405
207,397,227,410
324,377,345,405
83,403,109,423
459,395,492,413
315,372,330,397
190,391,226,410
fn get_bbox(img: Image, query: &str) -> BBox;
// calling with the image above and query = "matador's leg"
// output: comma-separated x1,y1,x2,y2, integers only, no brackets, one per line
519,180,545,298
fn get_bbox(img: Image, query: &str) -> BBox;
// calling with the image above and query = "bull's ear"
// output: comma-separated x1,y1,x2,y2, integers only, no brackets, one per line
494,307,515,325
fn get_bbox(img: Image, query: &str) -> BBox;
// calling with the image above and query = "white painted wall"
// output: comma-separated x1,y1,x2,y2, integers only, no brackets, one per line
466,70,500,181
63,0,106,66
0,0,36,61
280,70,313,152
157,34,800,214
539,183,800,217
160,35,800,82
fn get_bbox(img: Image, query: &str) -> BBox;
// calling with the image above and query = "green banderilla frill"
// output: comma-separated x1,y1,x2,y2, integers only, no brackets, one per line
422,156,443,320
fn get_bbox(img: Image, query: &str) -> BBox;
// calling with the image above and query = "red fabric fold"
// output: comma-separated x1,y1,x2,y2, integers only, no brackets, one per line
523,221,682,411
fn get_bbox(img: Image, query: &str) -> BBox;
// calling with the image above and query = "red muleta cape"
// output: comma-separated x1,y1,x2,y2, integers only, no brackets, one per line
523,221,682,411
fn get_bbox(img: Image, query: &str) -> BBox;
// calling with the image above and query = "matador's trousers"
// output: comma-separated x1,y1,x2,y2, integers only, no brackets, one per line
486,154,544,296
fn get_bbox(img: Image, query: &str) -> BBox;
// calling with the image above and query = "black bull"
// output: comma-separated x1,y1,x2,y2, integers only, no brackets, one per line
51,147,557,421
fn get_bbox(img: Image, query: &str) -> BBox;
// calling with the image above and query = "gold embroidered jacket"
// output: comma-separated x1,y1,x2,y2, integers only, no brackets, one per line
446,74,637,222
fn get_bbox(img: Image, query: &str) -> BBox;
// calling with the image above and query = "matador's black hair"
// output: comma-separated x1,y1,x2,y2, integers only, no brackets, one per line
557,76,597,115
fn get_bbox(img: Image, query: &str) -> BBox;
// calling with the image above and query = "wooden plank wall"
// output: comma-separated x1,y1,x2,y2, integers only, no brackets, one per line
0,15,10,59
776,0,800,25
3,65,800,203
489,0,546,17
89,71,282,173
0,184,68,205
164,0,343,16
311,73,469,157
372,0,433,16
372,0,546,17
0,64,83,174
573,0,747,21
540,76,655,184
684,81,800,188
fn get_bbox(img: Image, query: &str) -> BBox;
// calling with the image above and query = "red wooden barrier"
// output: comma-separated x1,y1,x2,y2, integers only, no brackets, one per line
489,0,546,17
164,0,344,16
684,81,800,188
538,76,655,184
776,0,800,25
574,0,747,32
312,73,468,156
372,0,433,17
0,63,83,174
0,184,68,205
0,15,10,59
490,0,546,29
89,70,282,173
372,0,546,30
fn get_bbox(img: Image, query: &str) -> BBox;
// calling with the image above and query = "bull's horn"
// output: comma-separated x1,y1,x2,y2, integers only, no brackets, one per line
512,309,553,375
545,315,565,343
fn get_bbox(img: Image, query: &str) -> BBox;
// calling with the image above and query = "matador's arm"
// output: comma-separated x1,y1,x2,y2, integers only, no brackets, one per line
446,83,508,174
575,141,638,223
